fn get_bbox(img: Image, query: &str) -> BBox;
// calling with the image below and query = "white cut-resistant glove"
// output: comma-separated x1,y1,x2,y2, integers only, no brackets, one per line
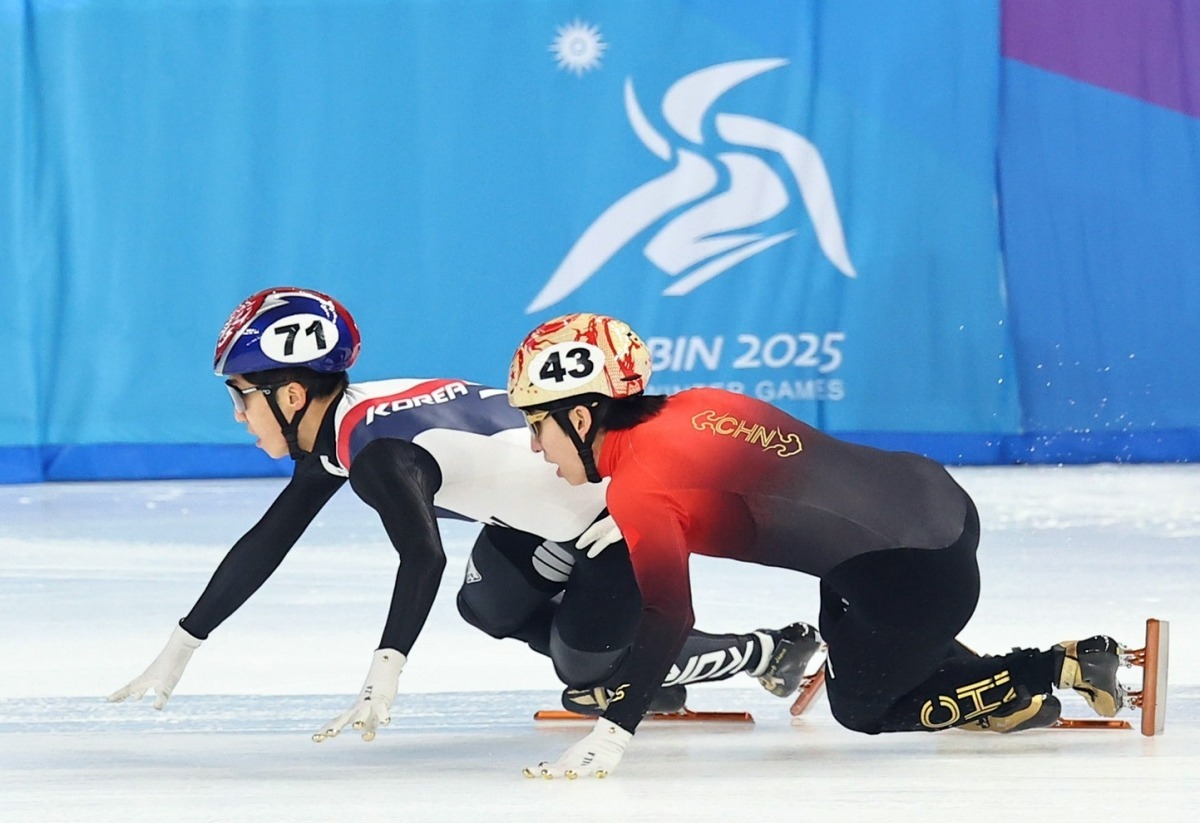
523,718,633,779
576,515,623,559
312,648,406,743
107,624,203,710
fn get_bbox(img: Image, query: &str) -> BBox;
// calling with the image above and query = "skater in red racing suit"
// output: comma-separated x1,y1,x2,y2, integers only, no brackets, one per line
508,312,1130,779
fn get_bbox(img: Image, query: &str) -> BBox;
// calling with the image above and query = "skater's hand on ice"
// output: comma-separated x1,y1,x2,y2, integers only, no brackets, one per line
107,625,202,710
576,515,623,559
523,718,632,779
312,649,405,743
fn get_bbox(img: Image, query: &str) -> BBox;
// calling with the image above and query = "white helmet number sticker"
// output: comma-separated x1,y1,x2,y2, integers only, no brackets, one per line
260,314,340,364
529,341,604,391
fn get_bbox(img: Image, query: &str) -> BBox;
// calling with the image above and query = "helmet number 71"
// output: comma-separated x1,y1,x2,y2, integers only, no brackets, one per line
273,320,328,357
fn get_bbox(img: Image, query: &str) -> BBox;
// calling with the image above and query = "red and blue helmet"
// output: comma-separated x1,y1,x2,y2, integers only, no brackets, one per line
213,287,361,376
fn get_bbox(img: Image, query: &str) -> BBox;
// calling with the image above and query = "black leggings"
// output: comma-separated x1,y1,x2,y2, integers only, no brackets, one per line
456,524,642,686
816,496,1041,734
820,498,1054,733
457,524,782,691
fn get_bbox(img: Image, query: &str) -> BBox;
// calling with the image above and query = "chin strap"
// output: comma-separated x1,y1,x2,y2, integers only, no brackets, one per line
550,408,603,484
264,391,310,461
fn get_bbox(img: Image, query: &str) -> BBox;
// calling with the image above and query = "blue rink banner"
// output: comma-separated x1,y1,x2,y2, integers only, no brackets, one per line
998,0,1200,463
2,0,1196,482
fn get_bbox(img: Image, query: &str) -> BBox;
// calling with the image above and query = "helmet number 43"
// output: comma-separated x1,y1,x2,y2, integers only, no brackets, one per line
530,342,603,390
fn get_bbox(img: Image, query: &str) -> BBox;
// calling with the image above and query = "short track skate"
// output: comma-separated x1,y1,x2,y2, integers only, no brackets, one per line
536,682,755,722
1053,618,1169,736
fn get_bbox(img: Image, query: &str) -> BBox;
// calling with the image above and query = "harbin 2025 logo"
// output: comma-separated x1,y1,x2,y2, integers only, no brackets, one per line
534,24,856,407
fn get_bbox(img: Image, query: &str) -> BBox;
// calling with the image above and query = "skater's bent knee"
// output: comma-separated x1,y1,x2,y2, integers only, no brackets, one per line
827,697,885,735
552,650,626,689
456,590,516,639
550,628,627,687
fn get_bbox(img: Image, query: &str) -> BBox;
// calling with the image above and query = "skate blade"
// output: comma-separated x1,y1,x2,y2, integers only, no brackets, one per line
789,661,828,717
1127,617,1170,736
534,709,754,722
1051,718,1133,730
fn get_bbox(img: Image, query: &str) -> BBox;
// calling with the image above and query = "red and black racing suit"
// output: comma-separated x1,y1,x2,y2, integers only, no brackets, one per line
598,388,1055,735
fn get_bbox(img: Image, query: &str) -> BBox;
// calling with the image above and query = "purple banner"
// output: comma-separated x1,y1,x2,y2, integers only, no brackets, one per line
1002,0,1200,118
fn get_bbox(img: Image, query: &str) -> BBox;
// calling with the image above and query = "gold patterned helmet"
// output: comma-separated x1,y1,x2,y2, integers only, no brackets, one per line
508,313,651,410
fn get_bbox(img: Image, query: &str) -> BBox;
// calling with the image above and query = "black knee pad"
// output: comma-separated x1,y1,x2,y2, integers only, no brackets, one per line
826,686,885,735
549,622,628,687
458,581,549,640
456,589,510,639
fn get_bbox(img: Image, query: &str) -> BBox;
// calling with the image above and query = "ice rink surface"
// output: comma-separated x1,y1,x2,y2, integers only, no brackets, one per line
2,464,1198,821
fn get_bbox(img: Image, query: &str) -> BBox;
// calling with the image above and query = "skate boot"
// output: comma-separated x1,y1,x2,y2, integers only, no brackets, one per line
561,684,687,716
561,686,611,716
1053,635,1125,717
647,684,688,714
755,622,822,698
959,692,1062,733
